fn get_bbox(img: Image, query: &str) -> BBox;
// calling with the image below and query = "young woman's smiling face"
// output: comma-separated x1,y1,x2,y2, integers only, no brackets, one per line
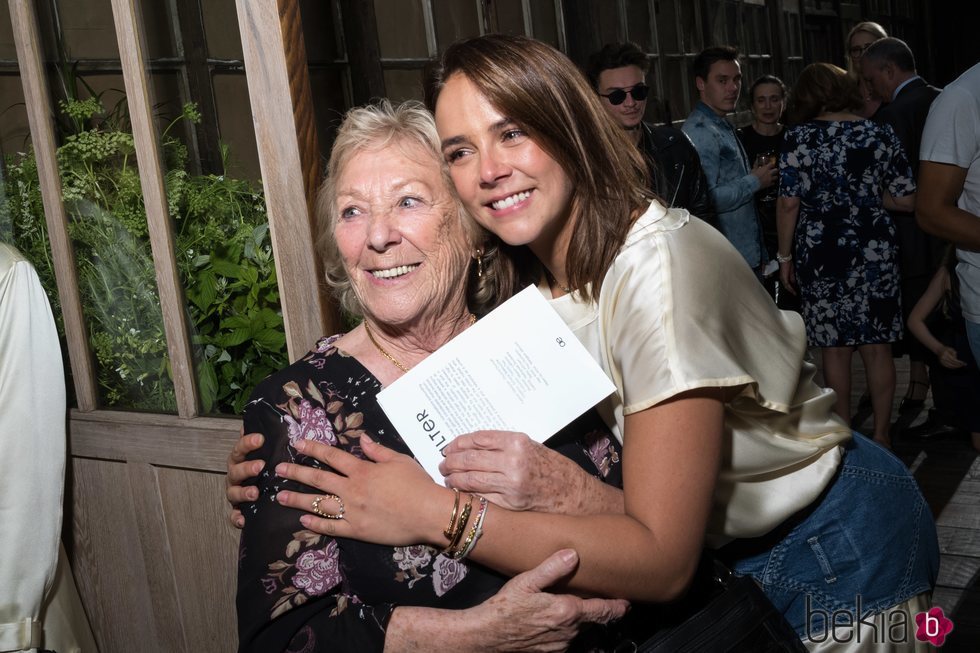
434,73,576,259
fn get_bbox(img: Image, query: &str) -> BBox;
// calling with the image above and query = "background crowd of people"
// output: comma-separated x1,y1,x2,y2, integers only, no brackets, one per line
587,25,979,451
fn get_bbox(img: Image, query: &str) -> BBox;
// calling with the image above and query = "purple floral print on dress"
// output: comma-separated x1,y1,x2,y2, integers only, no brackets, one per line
585,432,619,478
393,545,433,572
291,540,342,596
284,399,337,449
432,555,468,597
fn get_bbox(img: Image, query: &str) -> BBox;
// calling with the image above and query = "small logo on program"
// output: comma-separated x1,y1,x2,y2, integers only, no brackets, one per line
914,607,954,646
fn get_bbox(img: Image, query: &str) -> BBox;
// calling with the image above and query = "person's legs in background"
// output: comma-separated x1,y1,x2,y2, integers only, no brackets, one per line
821,346,854,424
857,343,897,448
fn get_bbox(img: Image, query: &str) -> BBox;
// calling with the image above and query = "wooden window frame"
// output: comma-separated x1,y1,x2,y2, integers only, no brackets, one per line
10,0,338,471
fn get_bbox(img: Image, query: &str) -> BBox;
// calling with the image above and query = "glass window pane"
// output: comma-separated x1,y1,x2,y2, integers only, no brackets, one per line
308,68,351,151
202,0,243,60
656,0,679,53
0,5,18,59
493,0,526,36
374,0,428,58
148,50,286,415
60,75,177,411
433,0,481,46
625,0,653,52
383,68,424,103
0,76,30,157
662,57,693,125
529,1,559,47
57,0,120,59
681,1,702,52
8,0,177,411
211,75,260,179
300,0,344,62
706,0,731,46
595,6,622,45
140,0,176,59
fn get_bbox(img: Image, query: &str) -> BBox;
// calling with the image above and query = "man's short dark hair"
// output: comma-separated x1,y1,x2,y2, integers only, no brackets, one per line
586,42,649,88
749,74,787,100
692,46,739,81
863,37,916,72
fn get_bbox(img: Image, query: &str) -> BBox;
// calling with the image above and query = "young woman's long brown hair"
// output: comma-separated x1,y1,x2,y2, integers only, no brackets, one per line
424,34,653,302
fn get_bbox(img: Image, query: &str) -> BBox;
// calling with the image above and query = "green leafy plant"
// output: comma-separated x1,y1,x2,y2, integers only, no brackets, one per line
1,97,287,414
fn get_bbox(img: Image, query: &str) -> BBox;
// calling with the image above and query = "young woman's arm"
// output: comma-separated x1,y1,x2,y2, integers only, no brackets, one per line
776,195,801,294
277,387,724,602
907,267,967,369
883,190,916,213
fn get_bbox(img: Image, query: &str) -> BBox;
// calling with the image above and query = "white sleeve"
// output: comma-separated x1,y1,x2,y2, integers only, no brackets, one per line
0,250,67,652
921,85,980,168
603,217,809,415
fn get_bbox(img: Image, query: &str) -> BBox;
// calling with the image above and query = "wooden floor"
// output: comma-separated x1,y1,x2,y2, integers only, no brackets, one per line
843,354,980,650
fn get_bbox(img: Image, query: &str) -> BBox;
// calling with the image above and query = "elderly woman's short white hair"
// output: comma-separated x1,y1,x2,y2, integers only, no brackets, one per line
314,99,469,317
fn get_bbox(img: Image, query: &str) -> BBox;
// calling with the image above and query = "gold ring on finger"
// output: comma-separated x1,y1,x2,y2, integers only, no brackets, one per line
310,493,345,520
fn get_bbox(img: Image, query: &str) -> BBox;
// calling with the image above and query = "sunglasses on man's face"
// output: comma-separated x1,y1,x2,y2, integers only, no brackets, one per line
599,84,650,105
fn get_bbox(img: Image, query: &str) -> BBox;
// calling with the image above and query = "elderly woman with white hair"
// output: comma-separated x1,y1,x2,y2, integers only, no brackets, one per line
234,99,628,652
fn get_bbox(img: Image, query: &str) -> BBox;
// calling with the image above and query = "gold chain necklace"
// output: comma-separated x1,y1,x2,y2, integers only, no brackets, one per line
363,315,477,373
545,269,573,294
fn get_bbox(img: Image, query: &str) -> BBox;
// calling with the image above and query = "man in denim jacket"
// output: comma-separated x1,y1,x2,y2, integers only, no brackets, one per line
682,46,775,273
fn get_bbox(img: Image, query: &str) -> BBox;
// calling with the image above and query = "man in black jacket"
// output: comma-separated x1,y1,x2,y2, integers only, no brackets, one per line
862,37,944,432
586,42,716,226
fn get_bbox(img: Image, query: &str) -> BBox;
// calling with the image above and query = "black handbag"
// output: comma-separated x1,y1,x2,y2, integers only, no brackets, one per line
609,555,806,653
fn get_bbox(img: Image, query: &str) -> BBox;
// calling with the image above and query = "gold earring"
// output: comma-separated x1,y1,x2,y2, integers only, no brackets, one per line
475,248,484,278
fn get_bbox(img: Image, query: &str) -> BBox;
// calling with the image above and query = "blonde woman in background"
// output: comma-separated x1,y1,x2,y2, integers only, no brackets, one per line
846,21,888,118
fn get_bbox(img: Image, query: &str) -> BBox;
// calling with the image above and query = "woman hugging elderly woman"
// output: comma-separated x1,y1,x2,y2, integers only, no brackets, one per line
232,34,939,653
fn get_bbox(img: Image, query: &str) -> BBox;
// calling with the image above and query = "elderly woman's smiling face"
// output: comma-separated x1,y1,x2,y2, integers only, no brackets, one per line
332,139,471,328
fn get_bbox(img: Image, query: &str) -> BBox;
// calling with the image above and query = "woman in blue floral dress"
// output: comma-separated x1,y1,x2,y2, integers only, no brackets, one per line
777,63,916,447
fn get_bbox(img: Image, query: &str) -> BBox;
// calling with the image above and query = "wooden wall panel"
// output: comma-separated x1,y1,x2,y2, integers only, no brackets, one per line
126,462,188,652
69,458,161,652
68,456,240,652
157,467,239,650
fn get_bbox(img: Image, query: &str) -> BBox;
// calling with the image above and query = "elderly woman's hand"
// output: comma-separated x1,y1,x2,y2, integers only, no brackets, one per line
226,427,265,528
275,436,450,546
384,549,629,652
439,430,623,515
467,548,629,651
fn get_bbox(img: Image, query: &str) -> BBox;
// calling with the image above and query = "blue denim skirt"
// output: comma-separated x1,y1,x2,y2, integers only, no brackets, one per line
722,432,940,637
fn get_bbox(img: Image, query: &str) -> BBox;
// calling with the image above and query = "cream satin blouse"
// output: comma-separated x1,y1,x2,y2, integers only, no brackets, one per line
545,201,851,543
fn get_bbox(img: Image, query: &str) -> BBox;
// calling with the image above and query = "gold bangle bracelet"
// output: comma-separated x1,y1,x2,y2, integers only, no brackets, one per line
443,488,461,541
444,495,473,555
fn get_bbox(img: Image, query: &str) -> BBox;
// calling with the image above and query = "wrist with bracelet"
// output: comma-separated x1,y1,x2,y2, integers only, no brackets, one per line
776,252,793,263
441,490,489,560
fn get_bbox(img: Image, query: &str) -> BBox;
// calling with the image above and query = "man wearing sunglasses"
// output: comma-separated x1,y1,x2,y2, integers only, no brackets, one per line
586,42,715,226
682,46,774,275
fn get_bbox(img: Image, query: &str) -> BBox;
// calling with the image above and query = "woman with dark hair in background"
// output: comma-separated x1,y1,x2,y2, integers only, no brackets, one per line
777,63,915,449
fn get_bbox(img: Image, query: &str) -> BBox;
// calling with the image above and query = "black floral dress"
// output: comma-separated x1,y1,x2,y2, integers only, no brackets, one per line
779,119,915,347
236,335,623,652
